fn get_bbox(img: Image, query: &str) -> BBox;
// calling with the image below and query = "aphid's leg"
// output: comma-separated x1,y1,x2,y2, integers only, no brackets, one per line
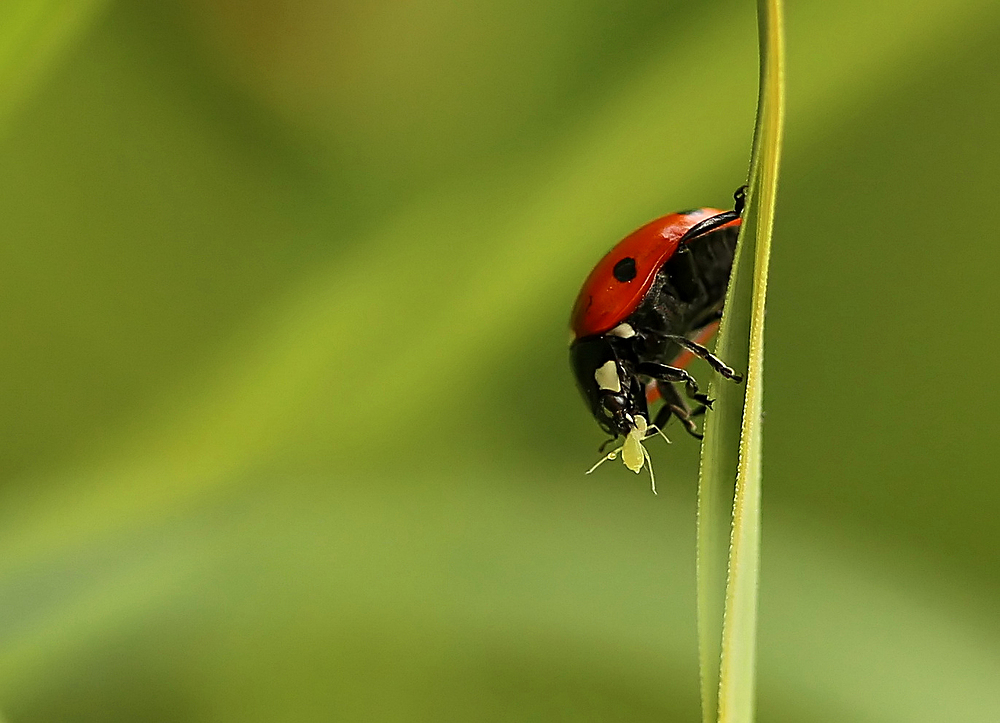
598,436,619,454
646,423,671,445
641,444,657,495
638,361,712,408
659,334,743,382
654,381,703,440
586,447,623,476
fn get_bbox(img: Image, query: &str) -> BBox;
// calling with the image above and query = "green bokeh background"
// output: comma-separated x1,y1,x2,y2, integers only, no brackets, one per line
2,0,999,720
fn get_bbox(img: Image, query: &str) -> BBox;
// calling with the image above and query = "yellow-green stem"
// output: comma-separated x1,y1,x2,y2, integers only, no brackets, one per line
696,0,783,721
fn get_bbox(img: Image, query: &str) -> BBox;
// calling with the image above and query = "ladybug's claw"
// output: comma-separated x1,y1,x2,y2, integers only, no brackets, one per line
690,391,713,408
685,426,705,441
676,184,747,247
640,362,718,438
733,184,747,215
653,396,703,441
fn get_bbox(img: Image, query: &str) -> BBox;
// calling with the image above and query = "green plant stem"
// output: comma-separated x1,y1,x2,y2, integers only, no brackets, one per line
695,0,784,721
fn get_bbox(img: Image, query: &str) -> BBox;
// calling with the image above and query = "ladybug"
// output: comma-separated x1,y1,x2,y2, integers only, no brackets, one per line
569,187,746,482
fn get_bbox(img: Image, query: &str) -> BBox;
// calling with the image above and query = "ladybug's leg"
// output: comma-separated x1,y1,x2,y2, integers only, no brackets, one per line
654,382,703,440
637,361,713,408
672,243,711,297
660,335,743,382
677,185,748,247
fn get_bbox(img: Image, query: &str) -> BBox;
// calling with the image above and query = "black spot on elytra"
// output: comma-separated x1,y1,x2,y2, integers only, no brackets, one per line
612,257,637,282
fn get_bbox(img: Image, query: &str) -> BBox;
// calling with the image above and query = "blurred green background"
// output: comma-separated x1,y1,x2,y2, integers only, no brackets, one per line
2,0,999,720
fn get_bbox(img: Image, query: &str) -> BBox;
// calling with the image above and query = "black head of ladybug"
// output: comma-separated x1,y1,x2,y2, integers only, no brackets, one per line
569,334,649,438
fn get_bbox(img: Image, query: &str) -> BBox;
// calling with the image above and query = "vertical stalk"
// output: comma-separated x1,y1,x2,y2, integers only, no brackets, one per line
695,0,784,721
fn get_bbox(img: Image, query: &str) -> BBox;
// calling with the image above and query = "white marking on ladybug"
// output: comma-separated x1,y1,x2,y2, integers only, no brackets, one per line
594,361,621,393
608,323,636,339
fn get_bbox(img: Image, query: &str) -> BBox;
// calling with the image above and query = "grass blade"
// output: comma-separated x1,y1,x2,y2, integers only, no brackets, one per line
696,0,784,721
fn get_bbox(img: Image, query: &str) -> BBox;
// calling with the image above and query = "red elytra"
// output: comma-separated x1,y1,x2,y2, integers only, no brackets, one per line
570,209,739,339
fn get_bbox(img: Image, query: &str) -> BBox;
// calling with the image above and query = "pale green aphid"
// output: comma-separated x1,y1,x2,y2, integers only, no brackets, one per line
586,416,670,494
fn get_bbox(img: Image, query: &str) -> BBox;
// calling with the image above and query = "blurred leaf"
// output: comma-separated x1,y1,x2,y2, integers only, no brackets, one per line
2,482,999,722
0,0,108,133
0,0,998,721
